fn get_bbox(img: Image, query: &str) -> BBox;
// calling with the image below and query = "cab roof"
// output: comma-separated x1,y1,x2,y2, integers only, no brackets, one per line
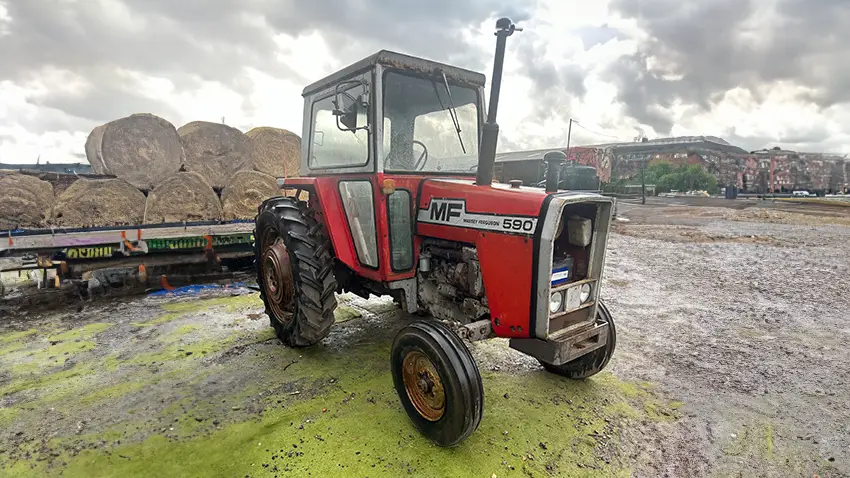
301,50,487,97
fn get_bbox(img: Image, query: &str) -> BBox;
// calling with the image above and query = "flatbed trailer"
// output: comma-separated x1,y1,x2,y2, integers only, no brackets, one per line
0,221,255,294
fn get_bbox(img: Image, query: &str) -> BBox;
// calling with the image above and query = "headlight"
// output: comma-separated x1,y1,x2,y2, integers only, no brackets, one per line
549,291,563,313
579,283,592,303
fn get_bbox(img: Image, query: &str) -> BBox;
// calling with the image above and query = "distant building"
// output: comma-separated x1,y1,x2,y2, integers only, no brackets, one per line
496,136,848,194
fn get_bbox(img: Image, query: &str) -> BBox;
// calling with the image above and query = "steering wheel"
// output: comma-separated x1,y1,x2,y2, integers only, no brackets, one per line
412,140,429,170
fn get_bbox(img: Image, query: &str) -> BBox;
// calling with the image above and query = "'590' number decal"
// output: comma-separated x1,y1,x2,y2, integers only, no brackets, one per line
502,218,535,232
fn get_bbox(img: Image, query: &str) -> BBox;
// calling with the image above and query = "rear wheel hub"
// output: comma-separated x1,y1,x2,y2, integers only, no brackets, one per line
261,240,294,323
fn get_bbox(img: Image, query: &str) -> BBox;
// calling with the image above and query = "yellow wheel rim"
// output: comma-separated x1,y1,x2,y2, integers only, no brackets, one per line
401,350,446,421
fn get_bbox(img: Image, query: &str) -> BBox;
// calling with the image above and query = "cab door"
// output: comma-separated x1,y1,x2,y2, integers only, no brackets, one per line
374,174,422,282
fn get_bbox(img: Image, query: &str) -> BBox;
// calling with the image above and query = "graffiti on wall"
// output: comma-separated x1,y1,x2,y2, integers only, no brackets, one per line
146,233,253,251
607,149,848,193
65,246,113,259
566,147,613,182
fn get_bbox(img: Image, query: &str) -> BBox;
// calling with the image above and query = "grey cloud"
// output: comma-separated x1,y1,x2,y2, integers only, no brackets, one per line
778,127,832,145
603,52,676,134
725,124,842,153
263,0,533,72
574,25,620,49
607,0,850,135
0,1,291,88
2,0,531,141
513,35,588,126
508,22,621,133
30,69,183,124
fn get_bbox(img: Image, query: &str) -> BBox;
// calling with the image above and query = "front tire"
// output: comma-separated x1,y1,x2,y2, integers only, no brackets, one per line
539,300,617,379
255,198,337,347
391,321,483,447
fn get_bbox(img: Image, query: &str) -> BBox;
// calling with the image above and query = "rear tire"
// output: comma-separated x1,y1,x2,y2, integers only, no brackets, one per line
255,198,337,347
539,300,616,379
391,321,483,447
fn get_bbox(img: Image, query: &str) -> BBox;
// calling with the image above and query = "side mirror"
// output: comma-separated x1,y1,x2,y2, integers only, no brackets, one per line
333,80,369,132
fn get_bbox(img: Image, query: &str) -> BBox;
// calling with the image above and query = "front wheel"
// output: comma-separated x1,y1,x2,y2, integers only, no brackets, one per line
391,321,483,447
539,300,617,379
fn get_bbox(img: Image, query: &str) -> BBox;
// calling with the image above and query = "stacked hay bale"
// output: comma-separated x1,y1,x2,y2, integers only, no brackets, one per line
72,115,302,229
84,123,111,175
145,172,222,223
53,178,146,228
178,121,253,190
220,170,280,220
0,173,54,230
97,113,184,190
246,127,301,178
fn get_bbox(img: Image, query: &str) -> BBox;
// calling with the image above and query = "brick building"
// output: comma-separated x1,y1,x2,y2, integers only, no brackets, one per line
496,137,848,194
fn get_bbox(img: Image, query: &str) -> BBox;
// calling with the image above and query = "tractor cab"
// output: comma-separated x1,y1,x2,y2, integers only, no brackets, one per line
256,18,617,448
300,50,484,177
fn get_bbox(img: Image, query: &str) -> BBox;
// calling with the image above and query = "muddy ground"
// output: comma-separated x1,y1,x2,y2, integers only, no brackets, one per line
1,198,848,477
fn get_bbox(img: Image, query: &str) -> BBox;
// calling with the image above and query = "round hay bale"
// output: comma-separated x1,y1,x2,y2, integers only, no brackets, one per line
100,113,184,190
145,172,222,223
0,173,54,230
220,170,280,220
178,121,253,190
246,127,301,178
84,123,110,175
53,178,146,228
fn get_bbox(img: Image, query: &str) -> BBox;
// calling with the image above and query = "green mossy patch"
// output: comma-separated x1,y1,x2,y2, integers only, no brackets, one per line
78,381,147,405
18,370,658,477
128,335,238,365
0,292,684,477
132,293,261,327
0,328,37,344
0,365,95,398
2,340,679,478
2,323,114,389
0,407,20,428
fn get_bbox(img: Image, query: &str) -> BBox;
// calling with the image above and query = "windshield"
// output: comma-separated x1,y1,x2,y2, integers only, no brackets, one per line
383,71,479,173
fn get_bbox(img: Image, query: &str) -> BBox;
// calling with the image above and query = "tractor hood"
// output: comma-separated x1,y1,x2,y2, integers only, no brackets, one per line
416,179,602,236
415,177,614,342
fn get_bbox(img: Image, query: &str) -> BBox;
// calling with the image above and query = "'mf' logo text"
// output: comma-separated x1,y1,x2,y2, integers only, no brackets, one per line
429,200,463,222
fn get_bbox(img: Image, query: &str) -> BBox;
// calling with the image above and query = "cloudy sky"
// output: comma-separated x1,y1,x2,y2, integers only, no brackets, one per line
1,0,849,164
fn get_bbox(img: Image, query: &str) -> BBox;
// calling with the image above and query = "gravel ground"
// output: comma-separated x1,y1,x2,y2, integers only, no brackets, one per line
610,201,850,477
0,199,848,477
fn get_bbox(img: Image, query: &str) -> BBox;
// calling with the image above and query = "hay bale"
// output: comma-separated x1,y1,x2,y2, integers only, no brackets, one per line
178,121,253,190
84,123,110,175
220,170,280,220
101,113,184,190
53,178,146,228
145,172,222,223
246,127,301,178
0,173,54,230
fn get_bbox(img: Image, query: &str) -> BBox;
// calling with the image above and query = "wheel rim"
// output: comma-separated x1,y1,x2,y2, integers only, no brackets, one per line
261,236,294,324
401,350,445,421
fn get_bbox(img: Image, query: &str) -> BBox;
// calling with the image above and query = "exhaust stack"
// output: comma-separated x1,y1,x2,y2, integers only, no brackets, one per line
476,17,521,186
544,151,567,193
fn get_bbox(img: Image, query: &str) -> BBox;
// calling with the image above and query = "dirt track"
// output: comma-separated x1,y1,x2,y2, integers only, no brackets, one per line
1,199,848,477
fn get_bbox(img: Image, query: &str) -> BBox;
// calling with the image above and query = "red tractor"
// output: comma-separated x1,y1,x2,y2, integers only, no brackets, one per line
255,18,616,447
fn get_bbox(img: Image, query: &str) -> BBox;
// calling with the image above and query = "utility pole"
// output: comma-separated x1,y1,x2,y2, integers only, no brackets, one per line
565,118,574,158
640,159,647,205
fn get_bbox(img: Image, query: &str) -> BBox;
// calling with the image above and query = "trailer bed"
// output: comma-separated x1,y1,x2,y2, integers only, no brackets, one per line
1,221,255,274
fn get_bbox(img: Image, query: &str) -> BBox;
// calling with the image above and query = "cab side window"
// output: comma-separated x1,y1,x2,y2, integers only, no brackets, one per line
309,83,369,169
